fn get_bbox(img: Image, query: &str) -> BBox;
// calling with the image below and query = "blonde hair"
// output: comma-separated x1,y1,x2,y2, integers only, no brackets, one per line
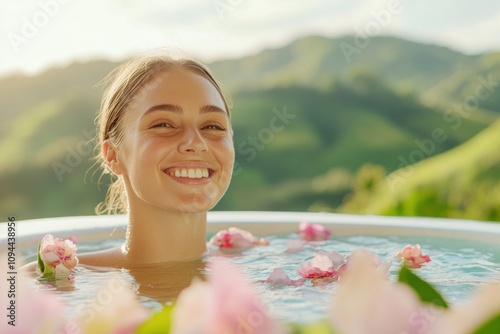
94,51,232,214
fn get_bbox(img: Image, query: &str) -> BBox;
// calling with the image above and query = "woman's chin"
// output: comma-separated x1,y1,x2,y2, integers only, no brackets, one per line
174,198,219,214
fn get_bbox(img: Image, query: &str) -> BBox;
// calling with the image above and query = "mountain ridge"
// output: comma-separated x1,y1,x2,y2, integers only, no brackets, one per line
1,34,498,219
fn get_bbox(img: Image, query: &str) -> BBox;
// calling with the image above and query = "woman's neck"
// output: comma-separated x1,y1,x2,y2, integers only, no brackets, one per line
122,203,207,265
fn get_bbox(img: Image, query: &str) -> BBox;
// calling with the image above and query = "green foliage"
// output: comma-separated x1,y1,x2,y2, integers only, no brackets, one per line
398,266,448,309
337,118,500,221
37,244,45,273
0,35,499,219
288,320,336,334
472,313,500,334
136,303,174,334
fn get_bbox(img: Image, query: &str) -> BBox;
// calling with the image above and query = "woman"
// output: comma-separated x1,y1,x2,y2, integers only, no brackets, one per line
78,51,235,268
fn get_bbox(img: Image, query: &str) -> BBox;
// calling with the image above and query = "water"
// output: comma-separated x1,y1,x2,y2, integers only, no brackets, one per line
22,233,500,324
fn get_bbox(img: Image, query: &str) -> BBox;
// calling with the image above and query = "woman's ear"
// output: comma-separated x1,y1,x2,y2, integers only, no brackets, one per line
103,139,125,175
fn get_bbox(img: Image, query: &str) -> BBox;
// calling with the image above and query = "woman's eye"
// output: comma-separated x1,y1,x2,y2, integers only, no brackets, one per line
151,122,173,128
203,123,225,130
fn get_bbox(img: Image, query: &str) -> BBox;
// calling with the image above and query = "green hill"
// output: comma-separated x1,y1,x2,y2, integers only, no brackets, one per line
0,35,498,219
336,119,500,221
0,60,118,139
209,35,480,92
421,51,500,114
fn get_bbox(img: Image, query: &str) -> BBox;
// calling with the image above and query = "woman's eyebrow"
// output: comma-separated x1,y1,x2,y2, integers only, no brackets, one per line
200,104,227,114
143,104,183,116
143,104,227,117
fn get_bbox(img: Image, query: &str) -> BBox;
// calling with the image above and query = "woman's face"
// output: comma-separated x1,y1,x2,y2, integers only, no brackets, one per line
108,67,234,213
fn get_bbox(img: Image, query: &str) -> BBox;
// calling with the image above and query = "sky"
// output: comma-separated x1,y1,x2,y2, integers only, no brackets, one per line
1,0,499,77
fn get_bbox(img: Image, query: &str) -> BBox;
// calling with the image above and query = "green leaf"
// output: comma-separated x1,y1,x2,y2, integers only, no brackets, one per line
472,313,500,334
398,266,448,308
287,320,336,334
37,243,45,273
136,303,174,334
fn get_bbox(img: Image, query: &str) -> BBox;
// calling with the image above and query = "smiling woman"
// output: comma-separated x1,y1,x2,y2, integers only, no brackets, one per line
76,51,235,268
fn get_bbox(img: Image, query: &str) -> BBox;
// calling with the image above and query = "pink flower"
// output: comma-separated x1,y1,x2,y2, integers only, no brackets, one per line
396,244,431,268
284,239,305,253
259,268,305,287
427,282,500,334
208,227,269,253
324,250,345,268
1,256,64,334
298,221,331,241
330,249,422,334
38,234,79,276
75,278,149,334
172,258,284,334
297,252,338,279
340,249,392,278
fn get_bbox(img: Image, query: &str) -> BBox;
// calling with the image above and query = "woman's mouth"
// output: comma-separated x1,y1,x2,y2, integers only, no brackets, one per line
163,167,214,179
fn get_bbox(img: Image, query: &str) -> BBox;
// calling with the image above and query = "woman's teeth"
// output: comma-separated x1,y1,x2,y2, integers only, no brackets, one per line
168,168,210,178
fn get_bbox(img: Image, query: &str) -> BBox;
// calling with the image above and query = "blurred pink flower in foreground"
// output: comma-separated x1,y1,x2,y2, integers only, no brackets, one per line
396,244,431,268
297,252,338,279
172,258,284,334
39,234,79,276
208,227,269,253
330,250,422,334
1,255,63,334
341,249,392,278
260,268,305,287
427,282,500,334
75,278,149,334
298,221,331,241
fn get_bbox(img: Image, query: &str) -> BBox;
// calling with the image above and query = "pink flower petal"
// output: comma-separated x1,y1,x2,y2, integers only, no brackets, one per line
338,248,392,278
311,253,334,271
297,252,337,279
298,221,331,241
330,249,422,334
284,239,305,253
260,268,305,287
173,258,284,334
324,250,345,267
396,244,431,268
208,227,269,253
1,255,65,334
427,283,500,334
39,234,78,276
42,252,61,266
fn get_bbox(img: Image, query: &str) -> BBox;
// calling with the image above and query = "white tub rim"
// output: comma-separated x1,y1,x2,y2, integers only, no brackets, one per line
2,211,500,249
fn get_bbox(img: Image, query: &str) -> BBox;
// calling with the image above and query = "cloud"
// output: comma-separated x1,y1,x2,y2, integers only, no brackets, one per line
437,9,500,53
0,0,499,76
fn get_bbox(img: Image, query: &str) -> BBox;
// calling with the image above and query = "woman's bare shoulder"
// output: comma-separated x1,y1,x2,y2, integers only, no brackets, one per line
19,246,126,275
77,246,126,268
20,260,38,274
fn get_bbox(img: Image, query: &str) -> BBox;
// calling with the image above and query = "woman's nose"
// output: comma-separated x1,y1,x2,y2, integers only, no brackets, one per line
178,128,208,154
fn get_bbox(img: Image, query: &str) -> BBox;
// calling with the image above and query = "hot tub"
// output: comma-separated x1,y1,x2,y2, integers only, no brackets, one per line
2,211,500,326
2,211,500,248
